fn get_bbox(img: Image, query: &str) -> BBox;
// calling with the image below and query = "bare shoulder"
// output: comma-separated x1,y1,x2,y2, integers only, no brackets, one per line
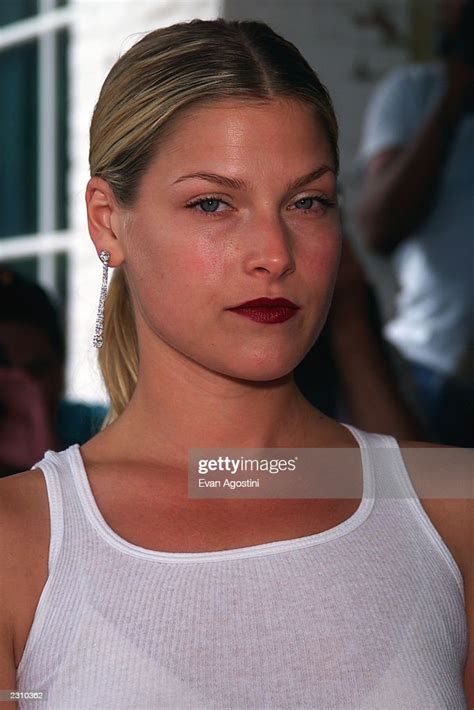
0,467,50,592
0,467,50,531
0,469,50,669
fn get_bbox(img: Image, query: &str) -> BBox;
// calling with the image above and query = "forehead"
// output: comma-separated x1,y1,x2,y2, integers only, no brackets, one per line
164,96,324,142
149,97,334,179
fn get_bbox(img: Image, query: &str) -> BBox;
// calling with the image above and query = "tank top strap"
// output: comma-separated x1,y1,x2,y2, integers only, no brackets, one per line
30,449,65,571
342,423,417,500
342,423,465,600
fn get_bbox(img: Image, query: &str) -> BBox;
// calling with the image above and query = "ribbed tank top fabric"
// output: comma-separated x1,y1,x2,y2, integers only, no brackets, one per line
16,424,468,710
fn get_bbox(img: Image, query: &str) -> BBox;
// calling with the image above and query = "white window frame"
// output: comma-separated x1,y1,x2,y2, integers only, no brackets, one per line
0,1,74,296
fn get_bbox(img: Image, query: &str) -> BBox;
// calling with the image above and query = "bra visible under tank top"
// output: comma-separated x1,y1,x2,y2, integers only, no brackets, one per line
16,424,468,709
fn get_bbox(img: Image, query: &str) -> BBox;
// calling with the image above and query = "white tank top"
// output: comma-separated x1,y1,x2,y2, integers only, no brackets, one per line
16,424,468,709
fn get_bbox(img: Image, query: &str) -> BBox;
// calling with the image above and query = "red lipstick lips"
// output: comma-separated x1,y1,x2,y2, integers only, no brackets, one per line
227,297,300,324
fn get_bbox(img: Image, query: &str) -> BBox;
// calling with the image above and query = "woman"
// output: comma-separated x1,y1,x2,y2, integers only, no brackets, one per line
0,18,471,709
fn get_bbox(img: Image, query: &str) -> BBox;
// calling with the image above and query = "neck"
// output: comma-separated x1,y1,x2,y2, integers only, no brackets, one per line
102,348,331,467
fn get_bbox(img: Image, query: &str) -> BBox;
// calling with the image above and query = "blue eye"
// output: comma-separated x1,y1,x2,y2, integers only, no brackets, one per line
295,197,314,210
185,196,228,215
292,196,336,212
198,198,221,213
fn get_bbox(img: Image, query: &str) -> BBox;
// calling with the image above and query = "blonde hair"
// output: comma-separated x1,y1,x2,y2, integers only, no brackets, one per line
89,18,339,427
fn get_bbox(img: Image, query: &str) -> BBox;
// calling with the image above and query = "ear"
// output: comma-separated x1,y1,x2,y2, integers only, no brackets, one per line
85,176,127,267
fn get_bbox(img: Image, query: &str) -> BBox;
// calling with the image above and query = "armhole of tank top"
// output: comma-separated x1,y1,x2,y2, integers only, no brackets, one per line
384,435,465,603
16,456,65,679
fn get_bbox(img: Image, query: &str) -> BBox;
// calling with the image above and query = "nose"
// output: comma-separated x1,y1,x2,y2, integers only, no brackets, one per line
243,214,295,280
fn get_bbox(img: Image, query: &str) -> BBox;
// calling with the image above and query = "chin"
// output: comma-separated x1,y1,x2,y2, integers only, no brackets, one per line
213,350,303,383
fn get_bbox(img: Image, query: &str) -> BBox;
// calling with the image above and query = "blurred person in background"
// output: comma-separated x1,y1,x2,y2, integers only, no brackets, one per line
295,203,423,441
0,266,108,476
356,0,474,446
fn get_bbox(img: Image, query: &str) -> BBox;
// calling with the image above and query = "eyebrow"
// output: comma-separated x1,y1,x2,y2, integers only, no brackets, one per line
172,165,335,192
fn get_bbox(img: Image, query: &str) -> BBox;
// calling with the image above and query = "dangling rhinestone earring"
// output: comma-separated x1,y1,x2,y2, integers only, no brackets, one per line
92,249,110,348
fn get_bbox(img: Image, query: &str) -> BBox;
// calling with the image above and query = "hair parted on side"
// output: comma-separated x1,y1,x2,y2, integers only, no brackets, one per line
89,17,339,428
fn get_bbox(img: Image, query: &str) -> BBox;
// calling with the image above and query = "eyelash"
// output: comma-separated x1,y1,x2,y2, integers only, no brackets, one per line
185,194,336,217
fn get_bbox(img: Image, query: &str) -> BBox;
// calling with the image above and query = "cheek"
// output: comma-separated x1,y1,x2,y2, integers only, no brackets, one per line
172,236,233,297
180,242,226,280
301,232,342,290
127,230,226,318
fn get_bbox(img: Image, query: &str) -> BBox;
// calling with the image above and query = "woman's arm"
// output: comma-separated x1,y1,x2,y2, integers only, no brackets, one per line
0,485,21,709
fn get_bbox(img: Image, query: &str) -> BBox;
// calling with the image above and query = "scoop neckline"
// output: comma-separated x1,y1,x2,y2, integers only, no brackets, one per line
69,423,375,563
